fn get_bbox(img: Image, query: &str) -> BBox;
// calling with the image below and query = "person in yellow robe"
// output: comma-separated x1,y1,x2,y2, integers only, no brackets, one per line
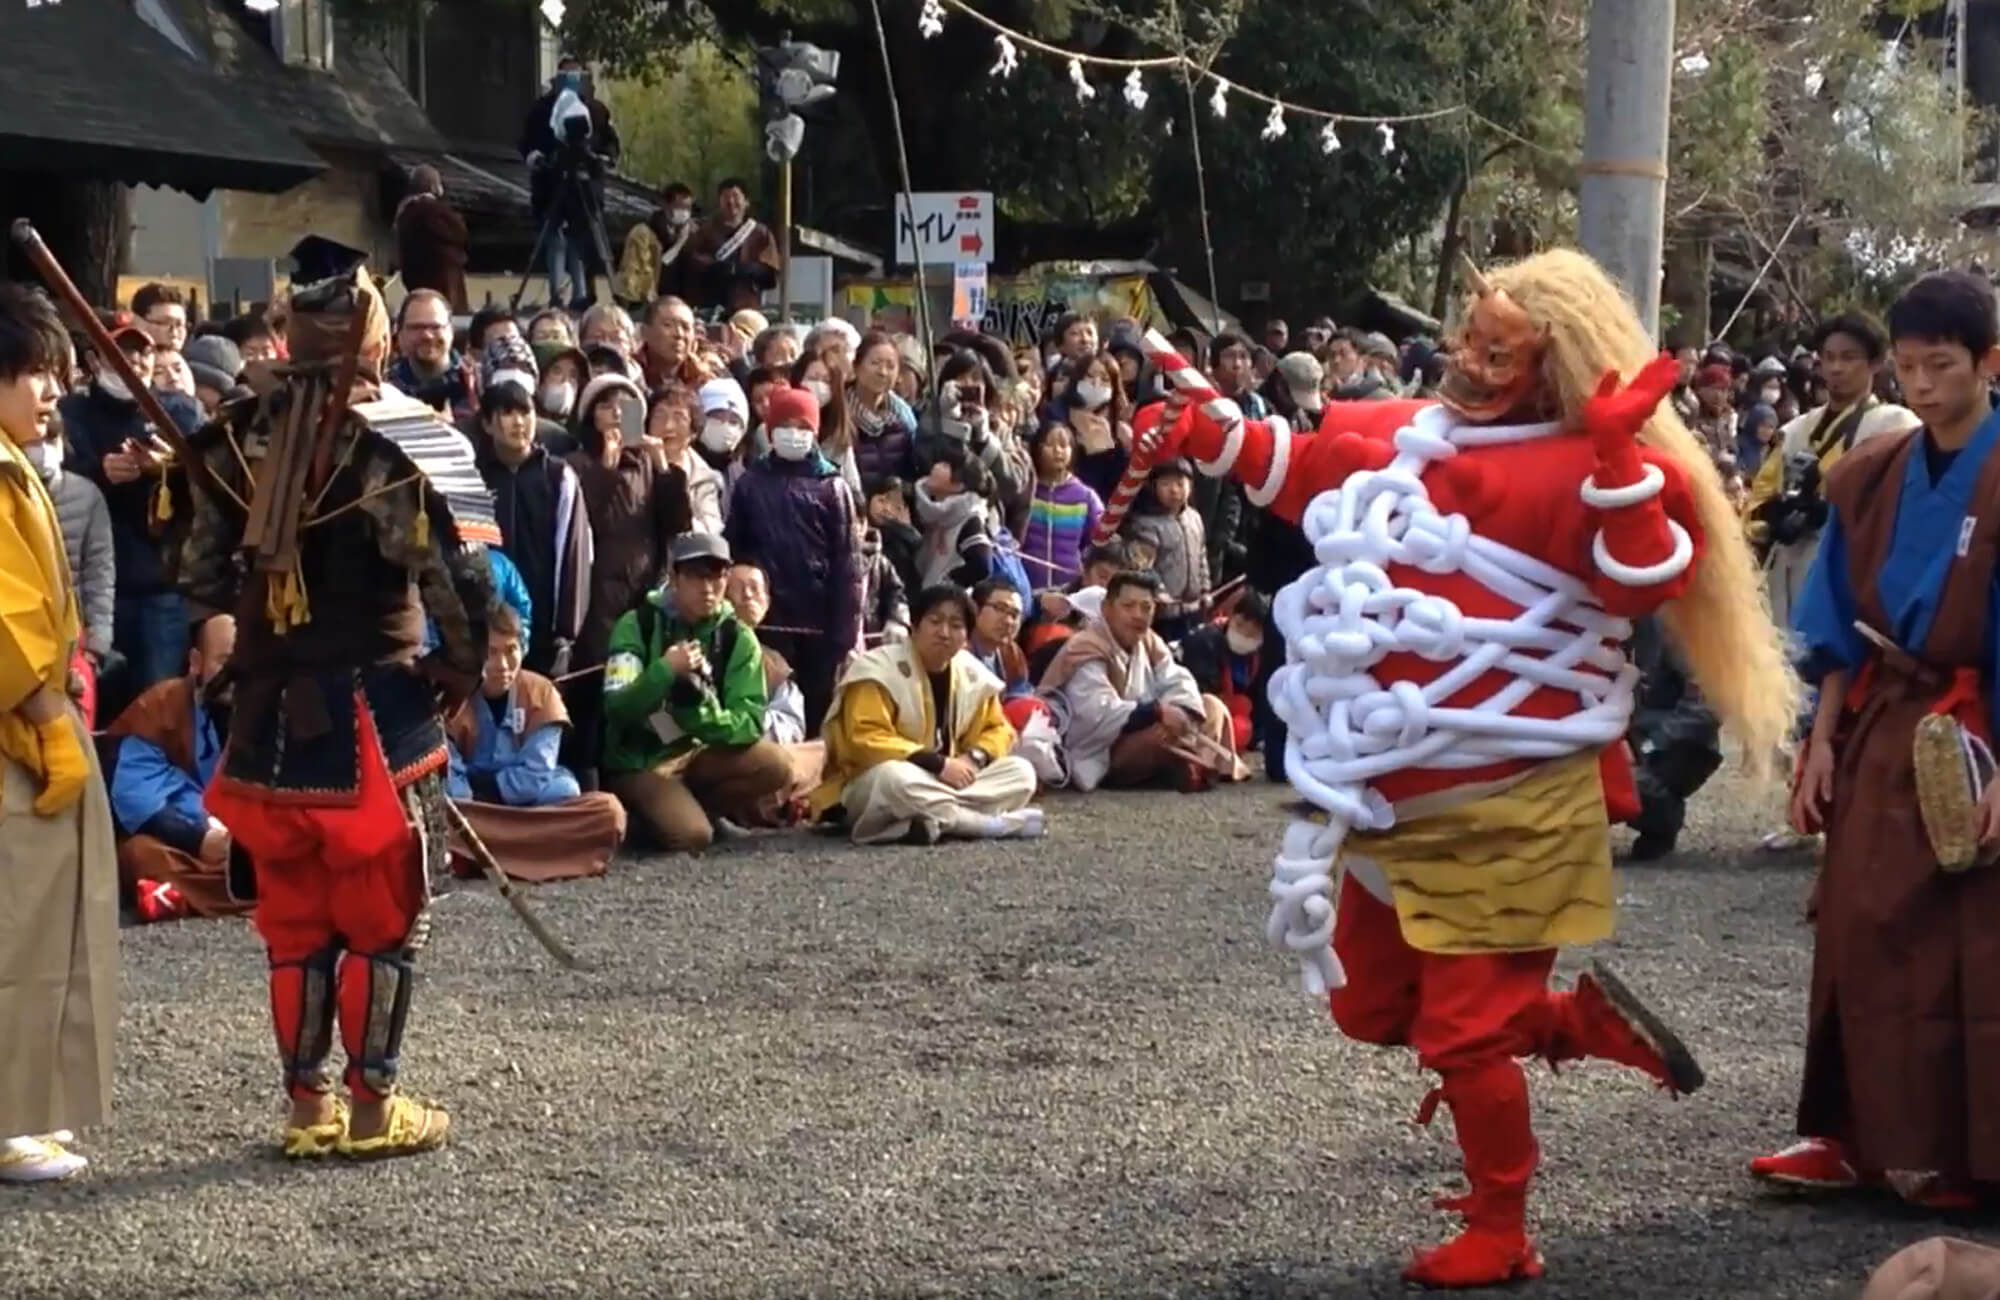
0,284,118,1184
811,584,1041,844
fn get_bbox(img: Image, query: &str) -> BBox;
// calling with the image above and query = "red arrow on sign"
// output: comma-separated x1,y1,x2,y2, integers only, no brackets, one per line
960,232,984,256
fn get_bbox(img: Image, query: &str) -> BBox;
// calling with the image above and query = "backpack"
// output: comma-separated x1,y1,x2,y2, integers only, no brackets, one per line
986,523,1034,606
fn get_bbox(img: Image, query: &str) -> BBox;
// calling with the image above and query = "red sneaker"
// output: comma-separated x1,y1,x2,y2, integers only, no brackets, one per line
1749,1138,1859,1190
1404,1226,1546,1289
1554,961,1706,1095
134,878,188,923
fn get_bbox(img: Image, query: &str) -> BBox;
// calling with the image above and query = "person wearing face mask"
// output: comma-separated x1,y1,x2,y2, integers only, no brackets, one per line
724,386,864,735
97,614,253,923
530,342,588,433
59,318,201,717
695,377,751,521
1049,351,1132,505
617,181,697,306
1179,589,1271,754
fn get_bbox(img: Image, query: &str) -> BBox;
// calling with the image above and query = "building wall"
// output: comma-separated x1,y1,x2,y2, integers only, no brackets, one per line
126,185,208,282
219,150,390,268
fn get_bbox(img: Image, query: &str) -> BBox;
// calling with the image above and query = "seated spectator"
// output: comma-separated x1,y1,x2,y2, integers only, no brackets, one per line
914,444,995,589
725,561,825,823
1122,457,1209,641
98,615,249,922
181,335,245,417
1039,571,1243,791
445,605,626,883
1179,589,1268,753
602,533,793,851
1023,538,1127,674
966,578,1041,731
811,585,1041,844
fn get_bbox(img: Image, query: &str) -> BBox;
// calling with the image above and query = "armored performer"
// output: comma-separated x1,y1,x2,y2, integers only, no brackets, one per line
1145,250,1795,1287
170,268,495,1160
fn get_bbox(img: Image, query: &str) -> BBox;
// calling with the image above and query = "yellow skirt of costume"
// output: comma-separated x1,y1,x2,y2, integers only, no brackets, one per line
1348,751,1613,955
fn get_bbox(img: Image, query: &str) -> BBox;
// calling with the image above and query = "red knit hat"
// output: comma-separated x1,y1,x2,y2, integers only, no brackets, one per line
765,384,821,434
1695,363,1732,389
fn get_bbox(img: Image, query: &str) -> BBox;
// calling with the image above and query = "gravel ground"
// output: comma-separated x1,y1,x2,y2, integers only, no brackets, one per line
3,763,1994,1299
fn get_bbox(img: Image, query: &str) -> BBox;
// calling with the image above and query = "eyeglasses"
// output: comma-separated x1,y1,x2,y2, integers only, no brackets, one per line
982,603,1023,620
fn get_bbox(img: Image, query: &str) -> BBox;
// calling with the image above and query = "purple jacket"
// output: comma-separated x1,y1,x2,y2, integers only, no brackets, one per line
725,455,863,652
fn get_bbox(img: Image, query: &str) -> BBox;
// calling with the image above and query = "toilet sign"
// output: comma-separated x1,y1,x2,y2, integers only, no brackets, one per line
894,191,994,266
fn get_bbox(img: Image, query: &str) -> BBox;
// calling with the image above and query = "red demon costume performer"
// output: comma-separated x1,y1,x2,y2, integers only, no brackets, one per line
1147,251,1795,1287
170,269,494,1160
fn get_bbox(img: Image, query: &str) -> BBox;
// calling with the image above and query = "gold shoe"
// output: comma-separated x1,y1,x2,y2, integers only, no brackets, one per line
335,1096,450,1161
280,1097,350,1160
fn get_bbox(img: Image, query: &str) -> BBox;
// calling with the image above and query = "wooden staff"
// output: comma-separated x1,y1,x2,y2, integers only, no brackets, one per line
9,220,191,462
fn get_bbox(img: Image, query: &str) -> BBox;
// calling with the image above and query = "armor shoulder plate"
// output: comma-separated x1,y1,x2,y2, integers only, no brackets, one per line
349,393,501,548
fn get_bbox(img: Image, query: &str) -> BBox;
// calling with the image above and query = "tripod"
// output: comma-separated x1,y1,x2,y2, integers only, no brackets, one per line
512,151,616,312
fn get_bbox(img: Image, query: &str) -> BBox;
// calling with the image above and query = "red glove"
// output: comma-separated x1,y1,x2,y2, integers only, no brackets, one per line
1581,354,1680,483
1132,396,1196,462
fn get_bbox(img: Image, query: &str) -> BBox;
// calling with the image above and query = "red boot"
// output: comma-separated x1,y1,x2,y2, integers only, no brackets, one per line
1748,1138,1859,1191
134,878,188,923
1404,1060,1547,1289
1544,959,1705,1095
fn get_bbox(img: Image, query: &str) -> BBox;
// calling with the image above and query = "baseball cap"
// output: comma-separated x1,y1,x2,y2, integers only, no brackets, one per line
1275,351,1324,392
669,531,732,568
102,311,152,350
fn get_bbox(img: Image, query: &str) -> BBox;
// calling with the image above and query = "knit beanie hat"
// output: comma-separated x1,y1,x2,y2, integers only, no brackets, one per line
764,385,821,434
698,376,749,423
482,334,539,396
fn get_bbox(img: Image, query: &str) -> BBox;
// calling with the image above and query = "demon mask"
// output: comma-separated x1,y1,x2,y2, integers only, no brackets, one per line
1437,258,1549,424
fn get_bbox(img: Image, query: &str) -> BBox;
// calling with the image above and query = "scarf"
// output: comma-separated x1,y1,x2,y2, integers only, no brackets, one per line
912,481,986,589
1038,615,1171,697
848,387,895,440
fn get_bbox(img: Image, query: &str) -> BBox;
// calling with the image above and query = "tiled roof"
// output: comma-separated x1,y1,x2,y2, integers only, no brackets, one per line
0,0,326,196
156,0,446,153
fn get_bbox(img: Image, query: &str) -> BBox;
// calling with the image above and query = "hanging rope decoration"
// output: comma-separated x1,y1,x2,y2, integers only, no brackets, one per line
917,0,1473,164
991,34,1019,77
1122,67,1150,111
1069,56,1096,101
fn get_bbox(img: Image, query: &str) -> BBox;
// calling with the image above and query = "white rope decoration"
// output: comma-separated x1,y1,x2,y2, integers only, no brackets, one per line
1264,404,1673,996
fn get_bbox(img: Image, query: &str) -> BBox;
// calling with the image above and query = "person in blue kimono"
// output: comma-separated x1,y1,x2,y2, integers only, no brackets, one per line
427,549,531,655
445,602,626,883
1750,270,2000,1211
98,614,249,921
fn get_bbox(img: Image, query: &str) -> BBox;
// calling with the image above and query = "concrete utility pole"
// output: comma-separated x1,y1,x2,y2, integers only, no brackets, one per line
1578,0,1676,338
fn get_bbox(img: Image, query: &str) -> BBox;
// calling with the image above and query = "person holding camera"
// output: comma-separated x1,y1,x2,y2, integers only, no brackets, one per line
1742,313,1918,628
519,56,622,311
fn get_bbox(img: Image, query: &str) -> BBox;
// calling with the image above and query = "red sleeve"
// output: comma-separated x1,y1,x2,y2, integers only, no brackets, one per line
1581,449,1703,617
1162,399,1410,524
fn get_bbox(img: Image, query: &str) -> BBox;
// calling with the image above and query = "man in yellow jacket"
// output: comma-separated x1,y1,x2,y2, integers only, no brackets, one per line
0,283,118,1183
812,584,1042,844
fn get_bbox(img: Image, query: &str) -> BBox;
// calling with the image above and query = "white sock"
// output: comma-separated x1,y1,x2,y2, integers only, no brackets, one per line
1007,808,1047,839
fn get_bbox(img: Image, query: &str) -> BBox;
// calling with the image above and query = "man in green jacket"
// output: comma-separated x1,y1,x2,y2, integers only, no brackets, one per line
602,533,794,850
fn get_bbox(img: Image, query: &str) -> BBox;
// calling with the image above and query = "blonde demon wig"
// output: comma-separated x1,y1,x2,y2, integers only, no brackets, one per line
1486,248,1799,770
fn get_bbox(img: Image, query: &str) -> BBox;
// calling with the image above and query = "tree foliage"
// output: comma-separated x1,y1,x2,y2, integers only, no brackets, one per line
599,40,763,195
344,0,1984,332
